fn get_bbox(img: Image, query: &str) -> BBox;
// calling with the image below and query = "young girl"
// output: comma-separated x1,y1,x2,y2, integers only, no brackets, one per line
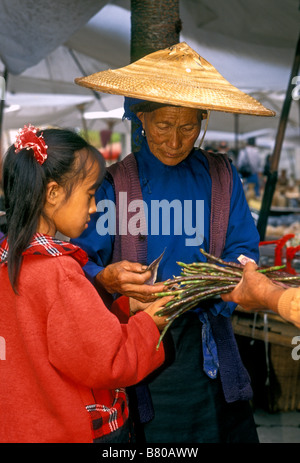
0,125,169,443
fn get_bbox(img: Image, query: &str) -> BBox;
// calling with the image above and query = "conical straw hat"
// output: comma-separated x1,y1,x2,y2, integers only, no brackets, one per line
75,42,275,117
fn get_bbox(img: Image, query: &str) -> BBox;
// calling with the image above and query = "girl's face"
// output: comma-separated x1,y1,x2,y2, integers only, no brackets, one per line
39,158,100,238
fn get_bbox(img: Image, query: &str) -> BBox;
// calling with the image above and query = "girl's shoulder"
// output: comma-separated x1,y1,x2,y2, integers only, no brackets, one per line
20,234,89,290
20,251,89,299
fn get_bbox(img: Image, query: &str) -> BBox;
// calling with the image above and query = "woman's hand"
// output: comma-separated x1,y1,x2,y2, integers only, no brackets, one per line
95,261,165,302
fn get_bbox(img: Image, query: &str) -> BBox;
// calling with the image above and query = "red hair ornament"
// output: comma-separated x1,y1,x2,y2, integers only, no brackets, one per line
14,124,48,165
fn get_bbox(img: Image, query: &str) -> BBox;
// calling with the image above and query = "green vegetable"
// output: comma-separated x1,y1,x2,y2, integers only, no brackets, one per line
155,249,300,349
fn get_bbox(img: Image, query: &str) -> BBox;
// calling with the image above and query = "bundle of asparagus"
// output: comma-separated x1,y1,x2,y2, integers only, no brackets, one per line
155,249,300,348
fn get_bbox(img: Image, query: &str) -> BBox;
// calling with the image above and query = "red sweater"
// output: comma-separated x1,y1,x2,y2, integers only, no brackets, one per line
0,245,164,443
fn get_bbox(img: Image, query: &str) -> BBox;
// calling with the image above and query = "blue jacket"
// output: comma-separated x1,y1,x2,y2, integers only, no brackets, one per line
73,144,260,406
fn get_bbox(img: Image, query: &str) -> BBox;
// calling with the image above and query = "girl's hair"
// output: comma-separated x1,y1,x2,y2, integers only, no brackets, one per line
2,127,105,292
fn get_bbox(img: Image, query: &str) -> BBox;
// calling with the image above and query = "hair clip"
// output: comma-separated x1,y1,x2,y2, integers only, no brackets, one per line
14,124,48,165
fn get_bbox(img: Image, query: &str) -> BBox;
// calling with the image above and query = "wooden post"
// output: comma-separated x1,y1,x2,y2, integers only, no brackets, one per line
130,0,181,151
131,0,181,62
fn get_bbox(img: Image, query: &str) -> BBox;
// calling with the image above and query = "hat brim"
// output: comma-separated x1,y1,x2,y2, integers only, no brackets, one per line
75,42,275,117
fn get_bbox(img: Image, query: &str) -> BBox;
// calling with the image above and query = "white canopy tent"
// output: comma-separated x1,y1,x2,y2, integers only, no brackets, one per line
0,0,299,152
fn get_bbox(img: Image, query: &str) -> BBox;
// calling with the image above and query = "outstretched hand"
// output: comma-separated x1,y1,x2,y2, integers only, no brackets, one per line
221,262,285,312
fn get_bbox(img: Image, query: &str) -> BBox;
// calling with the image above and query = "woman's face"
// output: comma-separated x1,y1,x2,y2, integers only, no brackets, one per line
137,106,202,166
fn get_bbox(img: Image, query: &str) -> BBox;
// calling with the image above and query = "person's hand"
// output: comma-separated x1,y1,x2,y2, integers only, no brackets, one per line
95,261,165,302
129,297,151,314
221,262,284,312
143,296,173,330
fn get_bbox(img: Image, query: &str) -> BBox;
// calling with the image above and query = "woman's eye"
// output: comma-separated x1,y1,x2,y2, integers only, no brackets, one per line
157,124,169,130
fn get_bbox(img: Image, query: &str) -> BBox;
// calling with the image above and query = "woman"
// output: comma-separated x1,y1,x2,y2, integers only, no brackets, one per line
73,42,275,443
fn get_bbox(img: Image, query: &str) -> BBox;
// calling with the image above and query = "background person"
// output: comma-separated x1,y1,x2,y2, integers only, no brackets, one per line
237,137,261,196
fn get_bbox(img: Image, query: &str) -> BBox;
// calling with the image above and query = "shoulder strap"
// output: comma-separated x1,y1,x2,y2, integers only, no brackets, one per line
107,155,153,423
201,150,233,258
107,153,148,265
202,151,252,402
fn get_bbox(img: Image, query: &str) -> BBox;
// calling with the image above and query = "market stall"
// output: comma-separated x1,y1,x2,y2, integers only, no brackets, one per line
233,307,300,412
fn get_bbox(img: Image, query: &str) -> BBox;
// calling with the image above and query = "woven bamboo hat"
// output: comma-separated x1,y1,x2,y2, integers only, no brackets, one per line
75,42,275,117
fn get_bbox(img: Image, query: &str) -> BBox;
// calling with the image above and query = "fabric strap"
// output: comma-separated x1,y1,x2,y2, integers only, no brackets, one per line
203,151,232,257
107,153,148,266
202,151,253,402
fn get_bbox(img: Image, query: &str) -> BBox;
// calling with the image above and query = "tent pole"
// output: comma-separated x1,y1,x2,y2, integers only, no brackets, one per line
68,48,107,110
257,33,300,241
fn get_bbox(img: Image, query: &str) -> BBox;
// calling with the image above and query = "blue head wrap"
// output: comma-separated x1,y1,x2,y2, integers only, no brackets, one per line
123,97,147,149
